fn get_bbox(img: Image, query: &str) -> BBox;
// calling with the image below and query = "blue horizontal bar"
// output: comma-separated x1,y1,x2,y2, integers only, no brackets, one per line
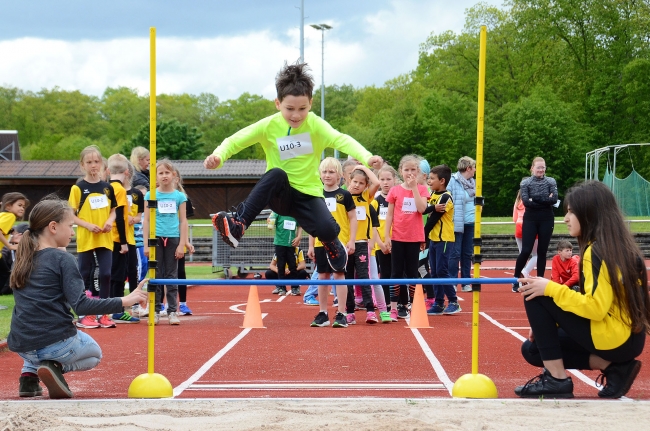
148,278,518,286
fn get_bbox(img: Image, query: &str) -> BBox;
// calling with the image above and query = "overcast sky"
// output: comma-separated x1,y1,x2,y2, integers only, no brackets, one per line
0,0,503,100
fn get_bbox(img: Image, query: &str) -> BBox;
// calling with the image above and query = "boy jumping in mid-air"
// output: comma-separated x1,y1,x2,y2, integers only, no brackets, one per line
204,63,383,272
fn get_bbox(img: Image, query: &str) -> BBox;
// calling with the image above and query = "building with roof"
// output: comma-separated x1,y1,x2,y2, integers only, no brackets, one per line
0,159,266,218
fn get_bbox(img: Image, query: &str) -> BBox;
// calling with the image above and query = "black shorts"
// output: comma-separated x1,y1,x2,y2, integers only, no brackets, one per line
314,246,344,274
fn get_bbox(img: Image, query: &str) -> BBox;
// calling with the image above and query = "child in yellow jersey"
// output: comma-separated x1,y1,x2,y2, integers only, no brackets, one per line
345,165,384,324
307,157,356,328
106,154,140,324
516,181,649,399
422,164,458,316
0,192,29,294
68,146,117,329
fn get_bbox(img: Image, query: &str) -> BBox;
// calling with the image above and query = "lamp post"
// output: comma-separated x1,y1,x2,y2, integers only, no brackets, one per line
310,23,335,158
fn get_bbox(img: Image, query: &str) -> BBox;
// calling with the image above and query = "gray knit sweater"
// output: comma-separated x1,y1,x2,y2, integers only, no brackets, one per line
520,175,558,210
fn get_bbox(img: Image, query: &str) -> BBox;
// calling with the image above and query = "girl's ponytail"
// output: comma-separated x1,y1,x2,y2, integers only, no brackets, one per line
10,229,38,289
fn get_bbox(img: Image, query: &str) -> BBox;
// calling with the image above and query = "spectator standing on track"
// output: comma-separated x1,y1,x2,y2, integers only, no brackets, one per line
551,240,580,291
268,211,303,296
7,197,147,399
107,154,140,324
308,157,356,328
143,159,188,326
173,168,196,316
204,63,383,276
513,157,558,293
69,145,117,329
384,155,430,322
516,181,649,399
130,146,150,190
513,188,537,278
345,164,387,324
0,193,29,294
423,164,460,316
447,156,476,293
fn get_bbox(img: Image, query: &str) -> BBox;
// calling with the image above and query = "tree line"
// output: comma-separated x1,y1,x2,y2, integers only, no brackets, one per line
2,0,650,215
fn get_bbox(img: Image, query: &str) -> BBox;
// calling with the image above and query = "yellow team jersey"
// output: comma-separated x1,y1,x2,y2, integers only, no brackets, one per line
0,211,17,254
110,180,132,245
314,187,355,247
427,190,455,242
69,180,116,253
127,187,145,246
372,194,390,253
352,189,374,241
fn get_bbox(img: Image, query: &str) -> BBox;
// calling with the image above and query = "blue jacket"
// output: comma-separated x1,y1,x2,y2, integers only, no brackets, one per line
447,172,475,233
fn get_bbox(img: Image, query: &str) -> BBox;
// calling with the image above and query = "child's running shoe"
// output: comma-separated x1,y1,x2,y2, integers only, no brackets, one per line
76,315,101,329
179,303,193,315
168,312,181,325
277,287,288,296
397,304,409,319
98,315,116,328
365,311,378,324
427,303,445,315
303,296,319,306
346,313,357,325
37,360,72,399
159,304,167,316
443,302,462,315
290,287,301,296
425,298,435,310
137,304,149,318
390,309,398,322
380,311,392,323
333,311,348,328
112,311,140,323
322,239,348,272
310,311,330,327
213,210,246,248
154,313,160,325
271,287,281,294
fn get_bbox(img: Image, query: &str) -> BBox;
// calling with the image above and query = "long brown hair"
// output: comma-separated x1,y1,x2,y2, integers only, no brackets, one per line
10,197,73,289
565,181,650,333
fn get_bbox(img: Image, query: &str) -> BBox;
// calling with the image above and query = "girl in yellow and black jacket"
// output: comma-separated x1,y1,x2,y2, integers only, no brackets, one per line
516,181,649,399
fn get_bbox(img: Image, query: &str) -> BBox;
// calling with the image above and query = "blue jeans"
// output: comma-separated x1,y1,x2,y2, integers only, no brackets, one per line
304,270,320,299
429,241,457,304
448,224,474,284
17,331,102,375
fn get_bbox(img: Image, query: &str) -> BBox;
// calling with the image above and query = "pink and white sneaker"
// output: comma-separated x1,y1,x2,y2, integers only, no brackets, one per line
366,311,378,324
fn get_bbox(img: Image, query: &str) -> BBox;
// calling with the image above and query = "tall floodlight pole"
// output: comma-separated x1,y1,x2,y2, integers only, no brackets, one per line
310,24,333,157
299,0,305,62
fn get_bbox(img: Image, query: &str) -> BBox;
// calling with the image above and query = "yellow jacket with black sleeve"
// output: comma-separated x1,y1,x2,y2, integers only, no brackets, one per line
544,244,631,350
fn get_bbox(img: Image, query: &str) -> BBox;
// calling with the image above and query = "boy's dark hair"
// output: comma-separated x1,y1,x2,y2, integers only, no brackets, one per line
556,240,573,252
430,164,452,186
275,63,314,101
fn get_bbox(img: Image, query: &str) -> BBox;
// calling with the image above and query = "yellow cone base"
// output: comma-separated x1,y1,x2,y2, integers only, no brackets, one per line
128,372,173,398
452,373,498,399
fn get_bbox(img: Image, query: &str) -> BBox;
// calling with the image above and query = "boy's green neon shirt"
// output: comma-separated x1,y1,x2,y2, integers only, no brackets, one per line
210,112,373,198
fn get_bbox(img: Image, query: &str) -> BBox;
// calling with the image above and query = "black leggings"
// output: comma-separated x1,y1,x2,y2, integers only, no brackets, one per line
178,255,187,303
523,296,645,368
239,168,340,243
389,241,420,304
515,210,554,278
78,248,112,299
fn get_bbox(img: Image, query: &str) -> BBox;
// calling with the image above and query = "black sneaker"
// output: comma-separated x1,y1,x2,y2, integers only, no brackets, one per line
277,287,288,296
514,369,574,398
397,304,409,319
322,239,348,272
512,282,520,293
212,210,246,248
332,311,348,328
37,360,73,399
18,375,43,397
596,359,642,398
291,287,301,296
311,311,330,327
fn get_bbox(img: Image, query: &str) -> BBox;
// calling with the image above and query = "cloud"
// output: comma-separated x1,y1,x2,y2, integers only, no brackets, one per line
0,0,499,99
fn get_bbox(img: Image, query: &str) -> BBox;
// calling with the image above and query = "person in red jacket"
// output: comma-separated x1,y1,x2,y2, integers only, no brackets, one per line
551,240,580,291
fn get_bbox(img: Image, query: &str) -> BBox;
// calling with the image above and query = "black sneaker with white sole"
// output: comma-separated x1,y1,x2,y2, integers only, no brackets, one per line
212,211,246,248
311,311,330,327
322,239,348,272
597,359,642,398
514,369,574,398
332,311,348,328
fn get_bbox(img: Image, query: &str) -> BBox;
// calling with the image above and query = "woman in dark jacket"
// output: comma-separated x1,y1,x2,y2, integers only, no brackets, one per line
130,146,150,190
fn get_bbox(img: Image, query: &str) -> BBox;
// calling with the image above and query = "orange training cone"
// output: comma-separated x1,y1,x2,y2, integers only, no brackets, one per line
408,284,431,328
241,285,265,328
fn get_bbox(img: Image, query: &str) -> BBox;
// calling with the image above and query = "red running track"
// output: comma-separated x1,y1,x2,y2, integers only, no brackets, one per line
0,266,648,400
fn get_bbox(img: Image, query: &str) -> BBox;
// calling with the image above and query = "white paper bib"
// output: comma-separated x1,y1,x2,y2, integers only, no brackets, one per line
283,219,296,230
379,206,388,220
325,197,337,212
355,206,366,221
158,200,177,214
402,197,416,213
89,195,109,210
276,132,314,160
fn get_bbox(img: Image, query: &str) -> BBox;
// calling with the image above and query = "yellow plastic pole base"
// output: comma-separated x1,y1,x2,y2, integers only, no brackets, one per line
452,373,498,399
128,372,174,398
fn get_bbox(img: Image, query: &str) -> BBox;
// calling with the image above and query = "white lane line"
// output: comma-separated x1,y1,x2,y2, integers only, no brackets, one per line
187,383,446,390
173,328,252,397
411,329,454,396
479,311,625,397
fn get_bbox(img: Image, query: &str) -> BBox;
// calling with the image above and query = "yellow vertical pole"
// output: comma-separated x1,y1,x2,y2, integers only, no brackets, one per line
451,25,497,399
128,27,172,398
